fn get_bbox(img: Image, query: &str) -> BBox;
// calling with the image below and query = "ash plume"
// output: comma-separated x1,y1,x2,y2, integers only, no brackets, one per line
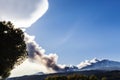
24,33,63,72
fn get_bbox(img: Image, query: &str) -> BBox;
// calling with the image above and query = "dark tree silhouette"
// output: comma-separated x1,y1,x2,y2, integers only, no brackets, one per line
0,21,27,79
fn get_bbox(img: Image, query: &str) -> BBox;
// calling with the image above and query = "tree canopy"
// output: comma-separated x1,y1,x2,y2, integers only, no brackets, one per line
0,21,27,79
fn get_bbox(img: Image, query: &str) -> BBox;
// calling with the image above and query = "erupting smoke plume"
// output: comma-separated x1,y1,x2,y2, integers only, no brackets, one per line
25,33,63,72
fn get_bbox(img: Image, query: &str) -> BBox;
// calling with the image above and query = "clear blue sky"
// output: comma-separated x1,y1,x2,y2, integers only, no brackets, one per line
26,0,120,65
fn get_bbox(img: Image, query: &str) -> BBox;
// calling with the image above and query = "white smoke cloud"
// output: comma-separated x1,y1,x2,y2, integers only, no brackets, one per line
77,58,99,69
24,33,63,72
0,0,48,28
10,59,47,77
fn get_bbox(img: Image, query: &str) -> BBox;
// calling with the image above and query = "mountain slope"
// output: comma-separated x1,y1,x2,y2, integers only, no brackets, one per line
80,59,120,70
7,70,120,80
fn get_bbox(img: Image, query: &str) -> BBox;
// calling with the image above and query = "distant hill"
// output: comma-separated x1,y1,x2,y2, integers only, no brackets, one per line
7,70,120,80
80,59,120,70
7,59,120,80
64,59,120,72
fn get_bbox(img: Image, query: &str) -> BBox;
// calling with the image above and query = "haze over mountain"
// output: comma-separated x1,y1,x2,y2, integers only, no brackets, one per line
7,58,120,80
80,59,120,71
10,58,120,77
63,58,120,72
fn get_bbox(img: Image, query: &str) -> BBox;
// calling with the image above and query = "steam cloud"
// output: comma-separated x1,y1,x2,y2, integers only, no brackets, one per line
25,33,63,72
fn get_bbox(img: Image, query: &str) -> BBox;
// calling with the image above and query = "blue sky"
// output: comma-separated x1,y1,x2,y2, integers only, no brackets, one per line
26,0,120,65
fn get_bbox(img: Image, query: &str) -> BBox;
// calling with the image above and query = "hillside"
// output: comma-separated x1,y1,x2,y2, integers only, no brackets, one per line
7,70,120,80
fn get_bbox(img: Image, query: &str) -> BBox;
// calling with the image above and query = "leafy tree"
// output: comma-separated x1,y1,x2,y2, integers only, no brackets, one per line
0,21,27,79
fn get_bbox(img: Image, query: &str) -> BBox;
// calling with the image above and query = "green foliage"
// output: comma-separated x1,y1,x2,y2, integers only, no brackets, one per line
101,77,107,80
89,75,98,80
67,74,88,80
0,21,27,79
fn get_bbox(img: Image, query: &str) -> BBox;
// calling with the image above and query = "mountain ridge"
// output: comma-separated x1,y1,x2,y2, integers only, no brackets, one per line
80,59,120,70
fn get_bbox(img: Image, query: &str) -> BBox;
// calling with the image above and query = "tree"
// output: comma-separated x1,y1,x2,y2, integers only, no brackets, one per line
0,21,27,79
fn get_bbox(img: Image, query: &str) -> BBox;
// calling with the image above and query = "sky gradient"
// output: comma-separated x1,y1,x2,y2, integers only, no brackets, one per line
26,0,120,65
